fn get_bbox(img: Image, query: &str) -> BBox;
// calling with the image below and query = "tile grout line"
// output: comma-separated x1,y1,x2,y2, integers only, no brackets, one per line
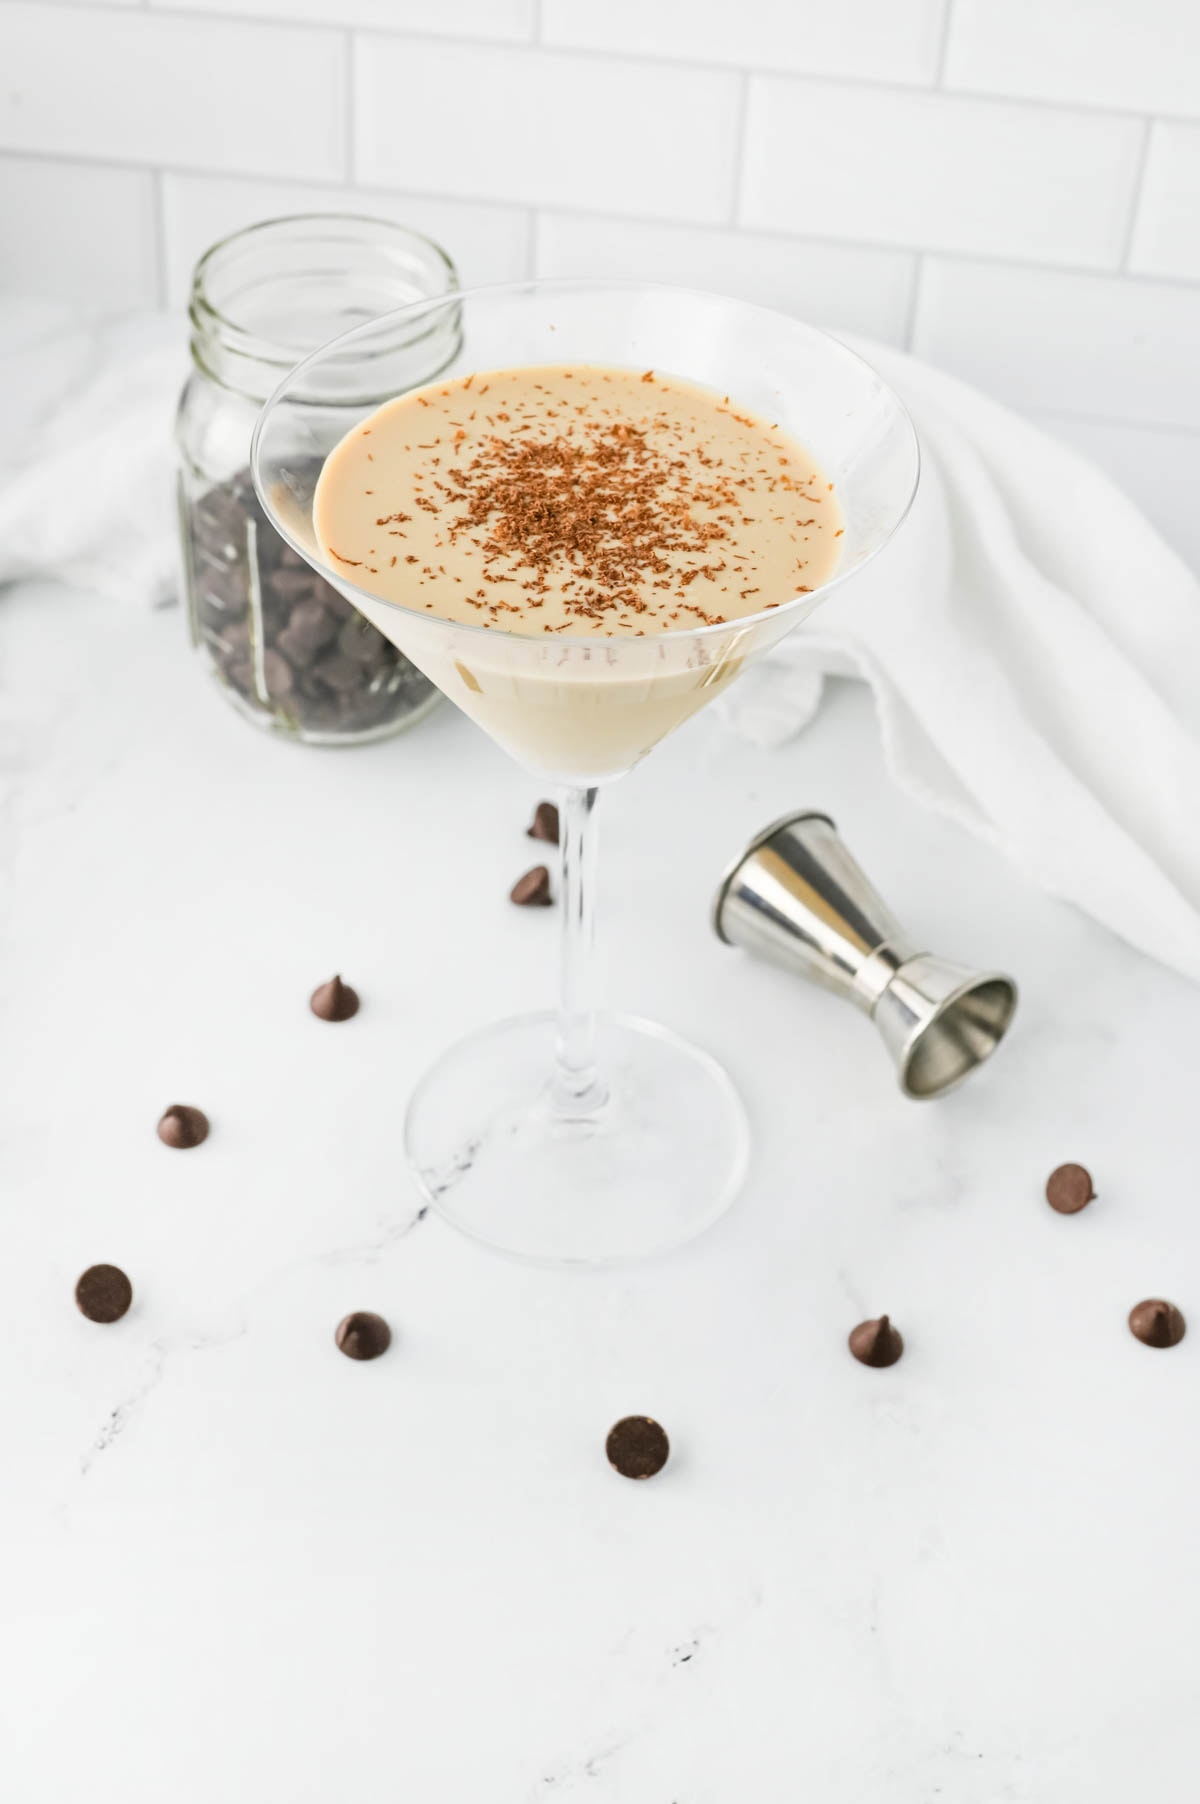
903,252,924,352
343,28,355,184
728,70,750,227
1119,117,1154,272
933,0,955,86
2,148,1197,297
152,166,169,309
4,143,1197,296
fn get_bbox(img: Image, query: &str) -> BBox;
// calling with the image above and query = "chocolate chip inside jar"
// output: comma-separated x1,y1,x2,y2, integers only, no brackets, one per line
180,462,436,743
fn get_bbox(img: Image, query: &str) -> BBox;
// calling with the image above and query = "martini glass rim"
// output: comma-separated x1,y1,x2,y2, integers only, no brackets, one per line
249,274,921,652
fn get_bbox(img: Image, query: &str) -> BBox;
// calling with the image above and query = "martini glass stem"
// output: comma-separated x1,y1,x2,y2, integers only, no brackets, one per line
554,785,607,1115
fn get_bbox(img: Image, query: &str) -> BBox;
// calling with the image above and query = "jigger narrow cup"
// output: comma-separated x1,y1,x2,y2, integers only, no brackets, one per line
713,810,1017,1099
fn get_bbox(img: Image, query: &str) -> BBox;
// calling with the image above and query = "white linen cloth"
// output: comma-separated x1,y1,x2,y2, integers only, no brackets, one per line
0,303,182,609
3,305,1200,981
724,337,1200,984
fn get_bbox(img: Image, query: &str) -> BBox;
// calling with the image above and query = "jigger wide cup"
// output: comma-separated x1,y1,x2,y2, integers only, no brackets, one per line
712,811,1017,1099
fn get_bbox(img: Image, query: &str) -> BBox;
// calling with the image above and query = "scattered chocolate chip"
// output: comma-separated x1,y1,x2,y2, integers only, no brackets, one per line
527,801,560,845
511,865,553,907
157,1104,210,1149
1128,1299,1186,1348
75,1264,133,1324
335,1311,392,1360
606,1416,670,1479
310,975,360,1022
1046,1163,1095,1214
848,1314,904,1368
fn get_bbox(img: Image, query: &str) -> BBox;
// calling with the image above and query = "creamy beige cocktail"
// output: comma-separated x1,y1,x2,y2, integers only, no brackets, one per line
313,364,842,778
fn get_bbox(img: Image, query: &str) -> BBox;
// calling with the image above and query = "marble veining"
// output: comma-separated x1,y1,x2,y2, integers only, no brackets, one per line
3,315,1200,1803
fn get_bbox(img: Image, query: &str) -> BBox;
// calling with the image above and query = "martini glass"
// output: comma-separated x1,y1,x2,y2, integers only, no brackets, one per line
252,280,918,1264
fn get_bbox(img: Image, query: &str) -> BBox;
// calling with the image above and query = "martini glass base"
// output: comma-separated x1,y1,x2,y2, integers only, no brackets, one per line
404,1011,750,1265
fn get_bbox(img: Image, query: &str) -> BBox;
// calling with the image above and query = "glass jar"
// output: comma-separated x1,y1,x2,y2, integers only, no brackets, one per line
176,215,460,744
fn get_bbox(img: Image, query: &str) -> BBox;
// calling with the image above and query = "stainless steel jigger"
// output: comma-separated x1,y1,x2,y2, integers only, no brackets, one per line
713,811,1018,1099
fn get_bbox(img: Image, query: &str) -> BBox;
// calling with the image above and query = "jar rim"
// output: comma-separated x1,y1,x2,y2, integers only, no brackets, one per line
189,212,460,388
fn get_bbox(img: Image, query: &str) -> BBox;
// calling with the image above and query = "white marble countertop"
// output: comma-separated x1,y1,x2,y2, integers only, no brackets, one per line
4,360,1200,1801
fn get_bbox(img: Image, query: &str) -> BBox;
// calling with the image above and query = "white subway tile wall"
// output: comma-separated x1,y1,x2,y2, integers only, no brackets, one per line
945,0,1200,119
541,0,949,87
0,6,346,180
912,261,1200,430
152,0,536,41
741,78,1143,268
160,174,531,307
354,39,741,221
1,0,1198,445
535,213,916,345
